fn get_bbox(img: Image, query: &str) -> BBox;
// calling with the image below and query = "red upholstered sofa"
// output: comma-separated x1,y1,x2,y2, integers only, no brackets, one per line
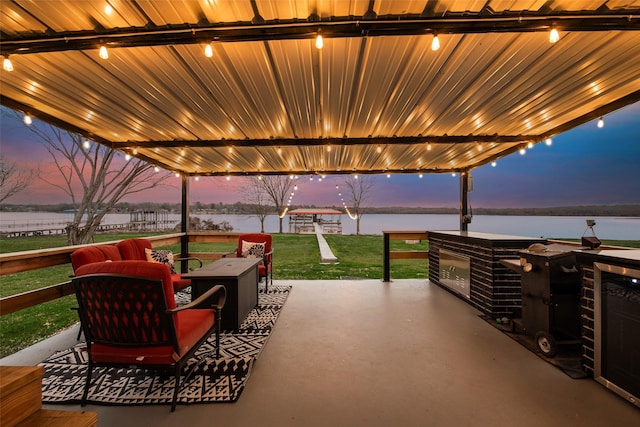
70,238,201,291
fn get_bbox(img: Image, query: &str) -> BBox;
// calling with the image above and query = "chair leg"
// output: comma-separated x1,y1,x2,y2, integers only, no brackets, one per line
81,360,93,406
171,365,181,412
215,311,221,359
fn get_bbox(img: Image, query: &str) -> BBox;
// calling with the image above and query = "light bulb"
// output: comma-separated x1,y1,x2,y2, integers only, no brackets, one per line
431,35,440,51
545,138,553,146
427,142,432,151
23,115,32,125
125,154,131,161
3,56,13,72
315,34,323,49
99,45,109,59
491,161,497,167
520,148,526,155
195,176,200,181
597,117,604,128
83,139,91,149
327,145,331,152
154,166,160,172
419,174,423,178
549,28,560,44
204,43,213,58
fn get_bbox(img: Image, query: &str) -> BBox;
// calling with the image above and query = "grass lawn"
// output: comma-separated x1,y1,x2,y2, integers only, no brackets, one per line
0,233,428,357
1,233,637,358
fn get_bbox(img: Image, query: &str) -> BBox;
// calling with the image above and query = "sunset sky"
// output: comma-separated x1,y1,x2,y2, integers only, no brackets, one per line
1,102,639,209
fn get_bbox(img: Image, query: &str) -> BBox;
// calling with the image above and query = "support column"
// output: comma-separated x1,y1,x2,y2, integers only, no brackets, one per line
180,175,189,272
459,172,471,232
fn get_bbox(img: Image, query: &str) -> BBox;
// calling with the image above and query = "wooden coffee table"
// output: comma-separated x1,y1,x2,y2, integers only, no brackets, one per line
183,258,261,331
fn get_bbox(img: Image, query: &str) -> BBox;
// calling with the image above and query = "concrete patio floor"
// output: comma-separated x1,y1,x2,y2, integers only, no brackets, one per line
3,279,639,426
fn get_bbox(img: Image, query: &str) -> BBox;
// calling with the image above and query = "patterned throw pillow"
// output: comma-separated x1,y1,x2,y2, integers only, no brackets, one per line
144,248,176,274
241,240,265,259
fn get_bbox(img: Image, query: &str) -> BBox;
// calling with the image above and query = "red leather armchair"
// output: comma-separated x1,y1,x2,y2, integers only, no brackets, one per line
228,233,273,290
72,260,226,412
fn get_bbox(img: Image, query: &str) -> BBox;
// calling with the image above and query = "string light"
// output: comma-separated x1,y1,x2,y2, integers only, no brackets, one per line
376,145,382,153
315,34,324,49
125,154,131,161
3,56,13,72
597,117,604,128
23,115,32,125
519,148,527,155
99,45,109,59
427,142,432,151
204,43,213,58
431,34,440,51
491,161,497,167
549,28,560,43
154,166,160,172
545,138,553,146
83,139,91,149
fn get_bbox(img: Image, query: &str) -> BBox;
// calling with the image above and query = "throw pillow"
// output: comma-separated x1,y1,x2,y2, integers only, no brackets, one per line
241,240,265,259
145,248,176,274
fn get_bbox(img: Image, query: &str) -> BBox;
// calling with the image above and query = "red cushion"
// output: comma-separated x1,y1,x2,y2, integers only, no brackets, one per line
90,309,215,365
116,238,152,261
97,245,122,260
171,275,191,291
71,245,122,272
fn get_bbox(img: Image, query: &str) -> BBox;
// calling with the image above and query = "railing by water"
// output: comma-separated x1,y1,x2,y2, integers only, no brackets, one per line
0,232,239,316
382,230,430,282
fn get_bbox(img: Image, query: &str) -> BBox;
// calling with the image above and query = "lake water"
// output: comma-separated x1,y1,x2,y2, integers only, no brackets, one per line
1,211,638,240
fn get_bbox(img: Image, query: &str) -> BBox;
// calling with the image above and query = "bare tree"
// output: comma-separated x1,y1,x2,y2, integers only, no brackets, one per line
257,175,297,233
341,174,374,235
243,177,273,232
21,119,172,245
0,156,35,203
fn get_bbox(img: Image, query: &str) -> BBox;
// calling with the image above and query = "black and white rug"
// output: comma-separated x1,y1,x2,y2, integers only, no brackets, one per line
40,285,291,407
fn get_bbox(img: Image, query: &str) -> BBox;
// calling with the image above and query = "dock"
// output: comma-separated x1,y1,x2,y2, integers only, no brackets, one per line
314,223,338,264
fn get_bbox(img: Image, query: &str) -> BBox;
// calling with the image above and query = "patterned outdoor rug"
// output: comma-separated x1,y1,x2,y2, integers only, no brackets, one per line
40,285,291,407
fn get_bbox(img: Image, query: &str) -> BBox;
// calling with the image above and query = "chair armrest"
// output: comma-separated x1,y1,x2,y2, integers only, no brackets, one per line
174,256,203,269
168,284,226,312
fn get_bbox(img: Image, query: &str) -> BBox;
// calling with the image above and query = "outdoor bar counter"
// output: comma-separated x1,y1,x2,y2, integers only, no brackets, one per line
428,230,545,317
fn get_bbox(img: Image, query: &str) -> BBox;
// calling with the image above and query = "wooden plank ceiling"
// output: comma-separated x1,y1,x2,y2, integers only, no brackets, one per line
1,0,639,177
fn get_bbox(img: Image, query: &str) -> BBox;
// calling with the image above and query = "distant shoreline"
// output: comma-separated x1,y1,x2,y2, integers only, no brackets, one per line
1,203,639,217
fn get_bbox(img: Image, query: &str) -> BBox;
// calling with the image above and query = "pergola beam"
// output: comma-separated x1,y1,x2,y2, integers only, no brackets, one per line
2,13,639,56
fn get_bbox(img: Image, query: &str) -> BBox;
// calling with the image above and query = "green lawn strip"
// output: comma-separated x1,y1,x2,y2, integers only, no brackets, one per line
0,234,637,358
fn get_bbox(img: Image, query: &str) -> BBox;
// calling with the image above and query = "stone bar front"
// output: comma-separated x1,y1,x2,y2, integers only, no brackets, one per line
428,231,545,317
